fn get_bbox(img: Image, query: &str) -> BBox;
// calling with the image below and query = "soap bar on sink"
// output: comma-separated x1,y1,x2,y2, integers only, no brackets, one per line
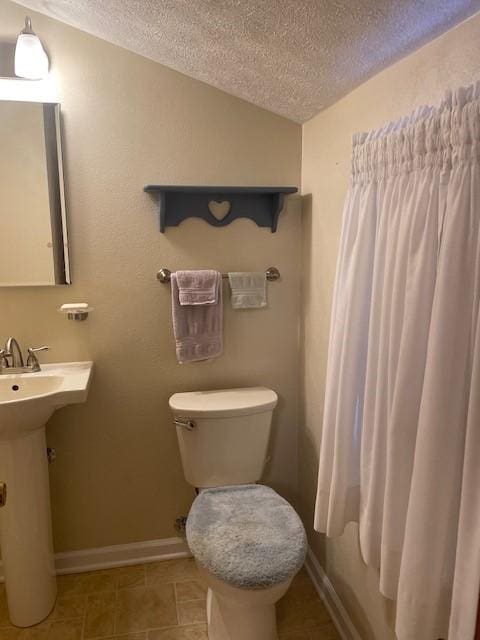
60,303,89,311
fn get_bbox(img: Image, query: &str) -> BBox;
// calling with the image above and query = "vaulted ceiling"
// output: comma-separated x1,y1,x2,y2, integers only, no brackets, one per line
12,0,480,122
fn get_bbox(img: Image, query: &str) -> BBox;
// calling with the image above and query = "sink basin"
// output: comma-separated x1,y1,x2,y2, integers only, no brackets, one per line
0,375,64,401
0,361,93,627
0,362,93,438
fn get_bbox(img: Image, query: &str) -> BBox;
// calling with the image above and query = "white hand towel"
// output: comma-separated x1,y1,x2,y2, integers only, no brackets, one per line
228,272,267,309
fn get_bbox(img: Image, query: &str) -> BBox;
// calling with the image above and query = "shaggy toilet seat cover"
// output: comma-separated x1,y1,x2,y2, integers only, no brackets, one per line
186,484,307,589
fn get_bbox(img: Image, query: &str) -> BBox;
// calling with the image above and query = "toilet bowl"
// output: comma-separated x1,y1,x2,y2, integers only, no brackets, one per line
169,387,307,640
186,483,306,640
201,566,291,640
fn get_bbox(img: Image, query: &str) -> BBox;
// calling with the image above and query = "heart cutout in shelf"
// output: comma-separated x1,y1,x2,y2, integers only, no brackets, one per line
208,200,231,221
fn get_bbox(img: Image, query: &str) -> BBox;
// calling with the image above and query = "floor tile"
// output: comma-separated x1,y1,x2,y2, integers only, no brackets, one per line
0,561,336,640
84,592,116,639
47,618,83,640
103,635,146,640
282,578,319,606
0,630,28,640
279,630,308,640
58,571,117,597
277,588,330,633
174,582,206,604
0,627,50,639
116,566,146,591
52,595,86,620
147,625,208,640
277,596,309,631
308,622,342,639
115,585,177,633
176,601,206,626
301,600,332,629
146,561,198,587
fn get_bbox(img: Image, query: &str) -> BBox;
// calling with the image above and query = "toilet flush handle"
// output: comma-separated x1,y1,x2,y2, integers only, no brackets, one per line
174,417,196,431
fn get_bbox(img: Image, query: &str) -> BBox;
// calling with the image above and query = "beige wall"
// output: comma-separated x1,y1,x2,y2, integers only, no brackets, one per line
0,0,302,552
300,12,480,640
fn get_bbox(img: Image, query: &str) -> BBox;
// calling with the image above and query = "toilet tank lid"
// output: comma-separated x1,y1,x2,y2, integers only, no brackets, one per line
169,387,278,418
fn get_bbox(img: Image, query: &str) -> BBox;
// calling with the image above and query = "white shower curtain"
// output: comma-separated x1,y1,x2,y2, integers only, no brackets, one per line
314,82,480,640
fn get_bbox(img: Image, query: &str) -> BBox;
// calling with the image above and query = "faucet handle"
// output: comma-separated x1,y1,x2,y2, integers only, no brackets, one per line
27,346,50,355
26,346,50,372
0,349,11,366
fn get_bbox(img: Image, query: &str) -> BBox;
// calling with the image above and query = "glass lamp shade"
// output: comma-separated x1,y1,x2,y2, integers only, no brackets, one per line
15,33,49,80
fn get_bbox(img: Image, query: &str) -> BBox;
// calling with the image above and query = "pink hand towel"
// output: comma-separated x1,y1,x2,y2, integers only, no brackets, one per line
175,270,220,306
171,271,223,363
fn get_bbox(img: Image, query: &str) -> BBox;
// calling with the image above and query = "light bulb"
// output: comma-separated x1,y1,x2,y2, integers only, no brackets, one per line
14,17,49,80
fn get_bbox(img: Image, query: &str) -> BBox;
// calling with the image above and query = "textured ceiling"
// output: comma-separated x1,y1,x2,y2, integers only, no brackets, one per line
12,0,480,122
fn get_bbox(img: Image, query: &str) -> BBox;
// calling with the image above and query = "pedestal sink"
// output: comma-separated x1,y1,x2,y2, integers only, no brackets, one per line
0,362,93,627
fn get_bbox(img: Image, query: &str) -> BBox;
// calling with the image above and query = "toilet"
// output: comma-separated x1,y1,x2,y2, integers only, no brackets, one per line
169,387,307,640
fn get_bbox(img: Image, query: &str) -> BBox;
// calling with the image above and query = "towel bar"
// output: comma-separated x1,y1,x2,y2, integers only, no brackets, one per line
157,267,280,284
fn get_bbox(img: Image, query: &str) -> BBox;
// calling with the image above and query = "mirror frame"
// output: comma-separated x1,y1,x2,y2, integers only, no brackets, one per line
42,102,70,285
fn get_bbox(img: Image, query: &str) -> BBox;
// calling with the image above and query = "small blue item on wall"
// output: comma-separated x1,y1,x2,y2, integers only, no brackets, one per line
143,185,298,233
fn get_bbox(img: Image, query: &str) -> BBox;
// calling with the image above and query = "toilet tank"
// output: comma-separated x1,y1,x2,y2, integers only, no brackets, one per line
169,387,278,489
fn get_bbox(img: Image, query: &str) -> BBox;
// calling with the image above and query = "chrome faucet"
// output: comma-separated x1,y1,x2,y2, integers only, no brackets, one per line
5,337,24,369
0,338,50,374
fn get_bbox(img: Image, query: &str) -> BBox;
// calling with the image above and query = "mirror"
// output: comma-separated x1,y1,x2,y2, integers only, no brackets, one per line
0,101,70,286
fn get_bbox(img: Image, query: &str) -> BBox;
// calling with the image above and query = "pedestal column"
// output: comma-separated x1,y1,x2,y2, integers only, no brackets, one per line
0,427,56,627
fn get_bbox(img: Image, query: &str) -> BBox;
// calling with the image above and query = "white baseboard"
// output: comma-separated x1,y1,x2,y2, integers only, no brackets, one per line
0,536,190,580
55,536,191,574
305,546,363,640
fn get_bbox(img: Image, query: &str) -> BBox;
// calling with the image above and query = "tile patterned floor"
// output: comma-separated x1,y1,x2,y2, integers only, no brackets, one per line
0,559,341,639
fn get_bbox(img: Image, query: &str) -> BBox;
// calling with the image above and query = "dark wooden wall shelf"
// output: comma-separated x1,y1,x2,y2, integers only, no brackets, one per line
143,185,298,233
